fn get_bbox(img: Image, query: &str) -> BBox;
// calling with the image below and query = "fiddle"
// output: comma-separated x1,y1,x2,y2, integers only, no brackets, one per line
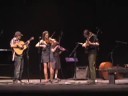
45,37,59,45
53,42,66,51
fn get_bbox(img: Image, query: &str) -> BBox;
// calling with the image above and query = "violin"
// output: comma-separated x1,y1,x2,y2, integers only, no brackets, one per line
45,37,59,45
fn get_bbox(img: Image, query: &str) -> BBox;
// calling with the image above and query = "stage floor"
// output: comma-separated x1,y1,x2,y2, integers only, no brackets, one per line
0,78,128,96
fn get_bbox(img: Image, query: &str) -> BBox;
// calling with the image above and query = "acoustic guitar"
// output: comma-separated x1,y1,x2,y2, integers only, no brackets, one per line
13,37,34,55
78,33,93,48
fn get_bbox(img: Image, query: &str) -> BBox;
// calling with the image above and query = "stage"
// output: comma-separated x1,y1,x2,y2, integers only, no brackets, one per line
0,78,128,96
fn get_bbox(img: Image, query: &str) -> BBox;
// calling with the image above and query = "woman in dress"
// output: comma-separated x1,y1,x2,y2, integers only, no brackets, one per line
35,31,56,83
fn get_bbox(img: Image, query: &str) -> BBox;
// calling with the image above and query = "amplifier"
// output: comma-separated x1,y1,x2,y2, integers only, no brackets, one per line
75,66,89,80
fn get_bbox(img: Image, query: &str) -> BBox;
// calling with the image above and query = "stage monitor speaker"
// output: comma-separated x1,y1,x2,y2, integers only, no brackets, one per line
75,66,89,80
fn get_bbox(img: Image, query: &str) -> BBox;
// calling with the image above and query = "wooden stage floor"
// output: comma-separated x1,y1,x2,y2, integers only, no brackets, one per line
0,78,128,96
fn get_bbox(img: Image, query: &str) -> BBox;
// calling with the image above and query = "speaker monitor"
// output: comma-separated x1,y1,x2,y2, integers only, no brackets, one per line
75,66,89,80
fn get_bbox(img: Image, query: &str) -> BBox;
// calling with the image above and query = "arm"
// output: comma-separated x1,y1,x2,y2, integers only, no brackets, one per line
82,35,99,47
10,39,18,48
10,43,18,48
82,40,99,48
88,35,99,46
35,40,46,48
82,41,89,48
88,41,99,46
51,45,59,52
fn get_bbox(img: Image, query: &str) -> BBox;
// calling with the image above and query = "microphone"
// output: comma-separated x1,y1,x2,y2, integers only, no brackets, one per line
116,40,127,45
77,42,83,45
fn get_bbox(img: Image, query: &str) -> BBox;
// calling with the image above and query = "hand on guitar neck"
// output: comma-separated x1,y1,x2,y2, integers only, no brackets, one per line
13,37,34,55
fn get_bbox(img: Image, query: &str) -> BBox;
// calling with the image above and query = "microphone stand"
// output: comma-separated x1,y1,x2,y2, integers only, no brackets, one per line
58,31,64,79
110,44,118,65
110,49,114,65
69,43,79,79
38,38,42,83
26,45,30,83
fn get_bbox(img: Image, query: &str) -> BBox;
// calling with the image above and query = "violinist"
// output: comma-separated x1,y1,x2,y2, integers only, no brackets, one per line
35,31,56,83
81,29,99,84
51,37,66,82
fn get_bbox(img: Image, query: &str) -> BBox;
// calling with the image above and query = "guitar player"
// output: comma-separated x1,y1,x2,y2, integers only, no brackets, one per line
10,31,30,84
81,29,99,84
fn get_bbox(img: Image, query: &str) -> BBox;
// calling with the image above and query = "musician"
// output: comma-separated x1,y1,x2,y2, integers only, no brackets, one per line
51,39,66,81
82,29,99,84
10,31,30,84
35,31,56,83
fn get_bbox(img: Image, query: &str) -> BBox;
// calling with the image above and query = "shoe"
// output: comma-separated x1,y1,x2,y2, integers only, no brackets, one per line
90,82,95,84
55,78,61,82
49,79,53,83
87,80,95,85
13,80,18,84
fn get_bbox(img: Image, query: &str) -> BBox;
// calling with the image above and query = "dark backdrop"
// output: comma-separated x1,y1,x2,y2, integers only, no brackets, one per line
0,0,128,79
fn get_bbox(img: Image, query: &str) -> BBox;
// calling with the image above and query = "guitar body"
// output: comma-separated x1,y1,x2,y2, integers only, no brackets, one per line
13,41,27,55
13,37,34,55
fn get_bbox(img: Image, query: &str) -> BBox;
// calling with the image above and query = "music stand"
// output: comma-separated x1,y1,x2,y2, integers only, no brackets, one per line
66,43,79,79
65,57,78,62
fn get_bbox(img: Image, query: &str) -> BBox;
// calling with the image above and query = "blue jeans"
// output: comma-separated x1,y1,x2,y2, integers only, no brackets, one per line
14,55,24,81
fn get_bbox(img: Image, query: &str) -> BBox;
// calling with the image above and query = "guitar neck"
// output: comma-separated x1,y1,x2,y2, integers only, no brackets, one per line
24,37,34,45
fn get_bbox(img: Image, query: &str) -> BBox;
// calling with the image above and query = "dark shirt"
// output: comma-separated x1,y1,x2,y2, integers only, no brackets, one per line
85,34,99,53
